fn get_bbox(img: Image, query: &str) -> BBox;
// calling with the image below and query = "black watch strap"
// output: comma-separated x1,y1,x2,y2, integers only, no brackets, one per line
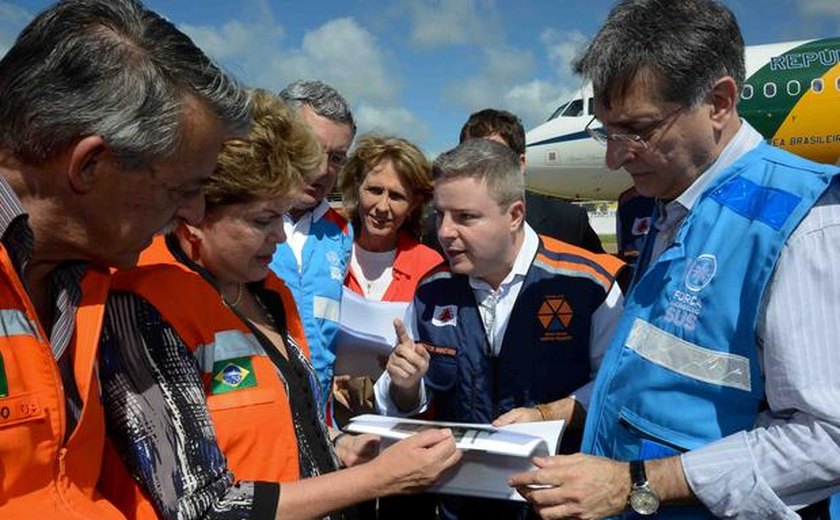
630,459,647,487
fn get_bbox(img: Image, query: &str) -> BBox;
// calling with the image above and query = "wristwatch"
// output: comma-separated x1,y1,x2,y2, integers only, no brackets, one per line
628,460,660,515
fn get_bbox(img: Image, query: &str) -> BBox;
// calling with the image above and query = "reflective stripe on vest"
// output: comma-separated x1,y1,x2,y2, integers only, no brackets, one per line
0,308,40,339
312,295,340,322
626,318,751,392
193,330,265,374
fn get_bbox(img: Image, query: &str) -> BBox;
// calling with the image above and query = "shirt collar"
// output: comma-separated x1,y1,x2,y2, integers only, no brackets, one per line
468,223,538,292
0,174,27,239
0,174,34,274
310,199,331,223
656,120,764,226
284,198,332,227
675,120,764,211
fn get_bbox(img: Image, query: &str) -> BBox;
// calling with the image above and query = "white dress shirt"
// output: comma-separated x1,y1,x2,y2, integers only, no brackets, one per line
375,223,624,417
350,243,396,301
283,199,331,269
644,121,840,516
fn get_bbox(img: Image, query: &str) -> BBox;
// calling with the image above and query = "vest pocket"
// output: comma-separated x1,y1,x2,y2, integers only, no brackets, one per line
615,407,700,461
0,391,47,428
425,353,457,392
207,387,276,411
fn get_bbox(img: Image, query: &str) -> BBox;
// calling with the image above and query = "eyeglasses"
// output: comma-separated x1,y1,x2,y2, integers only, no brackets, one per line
324,149,348,169
585,105,685,150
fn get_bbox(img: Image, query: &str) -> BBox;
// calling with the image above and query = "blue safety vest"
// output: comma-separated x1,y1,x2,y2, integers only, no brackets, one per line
269,207,352,412
582,143,839,519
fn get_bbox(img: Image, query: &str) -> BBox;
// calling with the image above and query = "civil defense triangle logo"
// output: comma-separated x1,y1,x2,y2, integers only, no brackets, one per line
538,295,573,341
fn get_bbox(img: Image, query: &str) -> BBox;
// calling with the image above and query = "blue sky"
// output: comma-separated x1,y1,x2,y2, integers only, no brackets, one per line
2,0,839,156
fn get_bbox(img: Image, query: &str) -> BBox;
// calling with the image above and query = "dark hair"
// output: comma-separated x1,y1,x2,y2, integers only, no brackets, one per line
280,80,357,136
459,109,526,156
0,0,249,168
574,0,745,109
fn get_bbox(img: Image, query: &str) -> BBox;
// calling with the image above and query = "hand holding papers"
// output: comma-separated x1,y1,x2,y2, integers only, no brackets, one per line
346,414,565,501
334,289,413,378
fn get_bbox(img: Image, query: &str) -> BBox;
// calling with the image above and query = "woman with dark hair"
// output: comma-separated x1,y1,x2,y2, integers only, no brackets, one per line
98,91,460,520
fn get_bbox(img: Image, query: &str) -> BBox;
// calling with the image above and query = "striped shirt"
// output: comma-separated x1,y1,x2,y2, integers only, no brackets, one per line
0,174,85,437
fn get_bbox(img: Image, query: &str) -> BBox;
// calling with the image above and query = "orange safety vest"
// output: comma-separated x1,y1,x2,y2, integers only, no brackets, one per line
0,244,124,519
344,231,443,303
101,235,310,519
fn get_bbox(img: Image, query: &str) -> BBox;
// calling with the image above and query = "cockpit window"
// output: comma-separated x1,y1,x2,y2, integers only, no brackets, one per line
563,99,584,117
548,99,585,120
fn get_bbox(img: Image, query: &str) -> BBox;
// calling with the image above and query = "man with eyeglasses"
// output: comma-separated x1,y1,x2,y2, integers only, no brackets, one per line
270,80,356,417
509,1,840,519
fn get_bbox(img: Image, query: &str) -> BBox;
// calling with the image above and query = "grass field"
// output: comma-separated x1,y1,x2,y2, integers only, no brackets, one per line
599,233,617,254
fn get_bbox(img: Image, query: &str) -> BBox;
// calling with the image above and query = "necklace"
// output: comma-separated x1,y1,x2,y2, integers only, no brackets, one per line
253,293,280,332
222,283,244,307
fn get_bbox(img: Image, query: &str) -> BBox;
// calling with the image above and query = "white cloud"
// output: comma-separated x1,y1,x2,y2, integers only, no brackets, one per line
503,79,576,126
798,0,840,18
441,28,589,131
483,46,534,82
795,0,840,34
406,0,503,48
355,103,430,143
183,15,399,104
298,18,398,102
181,20,283,62
540,28,588,79
0,2,33,59
442,45,536,105
182,10,429,146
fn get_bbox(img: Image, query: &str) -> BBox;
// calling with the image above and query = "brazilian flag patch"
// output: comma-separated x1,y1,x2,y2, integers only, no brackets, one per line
211,357,256,394
0,351,7,398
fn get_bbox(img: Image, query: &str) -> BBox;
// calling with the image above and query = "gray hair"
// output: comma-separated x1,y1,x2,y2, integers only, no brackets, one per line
574,0,745,109
0,0,250,168
433,139,523,209
280,80,357,136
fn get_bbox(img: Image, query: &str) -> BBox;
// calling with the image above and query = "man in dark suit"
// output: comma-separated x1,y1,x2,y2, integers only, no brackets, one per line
422,109,604,254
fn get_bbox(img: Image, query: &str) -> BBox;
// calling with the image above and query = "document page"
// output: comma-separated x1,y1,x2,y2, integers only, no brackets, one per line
346,414,565,501
334,289,413,378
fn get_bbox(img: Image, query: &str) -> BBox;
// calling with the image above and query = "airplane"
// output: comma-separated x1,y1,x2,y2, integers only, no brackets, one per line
524,37,840,200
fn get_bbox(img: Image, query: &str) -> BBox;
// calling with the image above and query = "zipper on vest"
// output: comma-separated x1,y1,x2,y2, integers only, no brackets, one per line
58,446,68,476
470,366,478,417
55,366,68,443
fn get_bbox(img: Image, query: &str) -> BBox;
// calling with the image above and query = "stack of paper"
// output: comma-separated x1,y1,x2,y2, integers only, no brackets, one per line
346,414,565,501
334,289,413,378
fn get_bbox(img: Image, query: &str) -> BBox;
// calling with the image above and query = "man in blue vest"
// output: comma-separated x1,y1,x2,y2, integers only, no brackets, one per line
269,80,355,416
375,138,625,519
508,1,840,518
